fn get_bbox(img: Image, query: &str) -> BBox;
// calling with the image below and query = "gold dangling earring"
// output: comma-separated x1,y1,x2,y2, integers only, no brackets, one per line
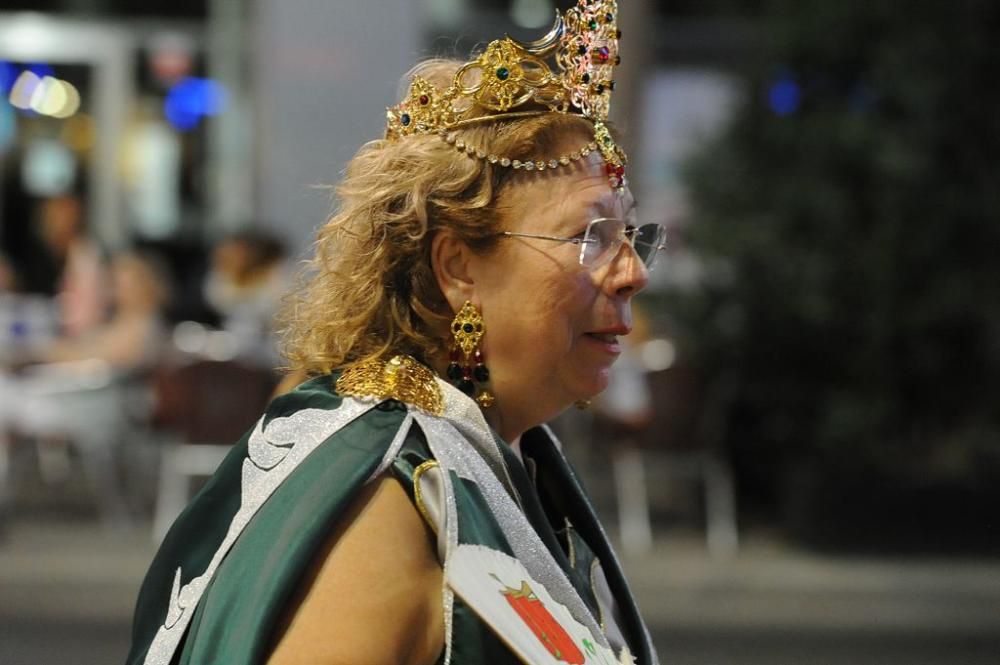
447,301,495,408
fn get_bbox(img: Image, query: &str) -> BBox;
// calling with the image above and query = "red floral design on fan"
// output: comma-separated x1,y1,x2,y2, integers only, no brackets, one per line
493,577,586,664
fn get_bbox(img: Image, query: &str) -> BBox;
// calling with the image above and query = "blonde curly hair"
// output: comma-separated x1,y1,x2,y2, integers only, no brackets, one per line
279,59,606,376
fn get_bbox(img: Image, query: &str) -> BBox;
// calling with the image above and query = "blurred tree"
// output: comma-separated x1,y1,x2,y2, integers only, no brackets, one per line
670,0,1000,532
659,0,765,17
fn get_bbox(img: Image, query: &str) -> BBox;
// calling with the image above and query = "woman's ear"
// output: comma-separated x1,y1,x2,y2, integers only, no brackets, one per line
430,230,476,312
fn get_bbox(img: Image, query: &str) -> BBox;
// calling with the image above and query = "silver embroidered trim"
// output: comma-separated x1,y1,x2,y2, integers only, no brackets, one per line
368,411,414,481
540,423,659,664
414,379,610,650
143,399,375,665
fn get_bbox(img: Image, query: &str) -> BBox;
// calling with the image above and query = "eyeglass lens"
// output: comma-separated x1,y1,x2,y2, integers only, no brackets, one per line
633,223,666,268
582,219,665,269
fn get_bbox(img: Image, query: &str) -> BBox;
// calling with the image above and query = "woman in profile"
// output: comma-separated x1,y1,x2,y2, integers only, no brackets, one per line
128,2,664,663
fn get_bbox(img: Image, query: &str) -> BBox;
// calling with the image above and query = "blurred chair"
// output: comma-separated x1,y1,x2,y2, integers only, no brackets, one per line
605,365,739,559
0,361,149,528
150,359,276,542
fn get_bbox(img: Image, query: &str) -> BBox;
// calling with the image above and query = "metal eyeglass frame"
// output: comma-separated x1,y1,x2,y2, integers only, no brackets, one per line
498,217,668,270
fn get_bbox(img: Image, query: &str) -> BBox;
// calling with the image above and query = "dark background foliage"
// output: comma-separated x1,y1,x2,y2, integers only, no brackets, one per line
661,0,1000,548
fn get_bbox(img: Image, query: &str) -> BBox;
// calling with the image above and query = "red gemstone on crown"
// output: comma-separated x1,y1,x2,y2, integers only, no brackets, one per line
419,94,430,105
595,46,611,62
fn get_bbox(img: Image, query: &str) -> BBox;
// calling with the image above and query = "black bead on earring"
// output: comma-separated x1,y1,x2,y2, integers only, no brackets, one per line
448,301,495,408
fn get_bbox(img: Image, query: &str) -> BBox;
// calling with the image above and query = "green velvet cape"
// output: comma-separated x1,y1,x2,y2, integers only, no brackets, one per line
126,374,656,665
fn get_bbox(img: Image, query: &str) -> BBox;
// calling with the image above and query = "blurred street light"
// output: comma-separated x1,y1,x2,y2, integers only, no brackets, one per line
8,69,81,118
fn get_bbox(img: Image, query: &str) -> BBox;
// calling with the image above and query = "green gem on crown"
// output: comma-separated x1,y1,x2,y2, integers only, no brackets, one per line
496,67,510,81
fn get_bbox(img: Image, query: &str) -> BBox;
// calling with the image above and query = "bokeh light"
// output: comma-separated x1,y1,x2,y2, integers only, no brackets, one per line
163,77,228,131
0,60,19,95
7,69,81,118
60,112,96,151
8,70,40,109
767,75,801,116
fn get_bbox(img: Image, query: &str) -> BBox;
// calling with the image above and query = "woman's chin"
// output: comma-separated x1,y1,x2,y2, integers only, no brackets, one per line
573,368,611,401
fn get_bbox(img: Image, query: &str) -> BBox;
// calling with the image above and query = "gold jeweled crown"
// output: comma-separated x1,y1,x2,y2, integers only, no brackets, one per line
385,0,628,189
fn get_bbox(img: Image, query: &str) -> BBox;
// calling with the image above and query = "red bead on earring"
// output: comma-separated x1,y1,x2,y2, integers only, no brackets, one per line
449,301,495,408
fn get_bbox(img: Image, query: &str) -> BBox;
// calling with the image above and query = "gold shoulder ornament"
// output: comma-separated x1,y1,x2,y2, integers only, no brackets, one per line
336,355,444,416
385,0,628,190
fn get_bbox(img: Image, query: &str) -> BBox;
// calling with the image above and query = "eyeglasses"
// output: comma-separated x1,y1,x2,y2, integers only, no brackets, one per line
499,217,668,270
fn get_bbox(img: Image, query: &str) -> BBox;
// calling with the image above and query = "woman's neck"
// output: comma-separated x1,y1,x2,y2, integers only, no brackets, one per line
507,435,523,461
429,352,531,443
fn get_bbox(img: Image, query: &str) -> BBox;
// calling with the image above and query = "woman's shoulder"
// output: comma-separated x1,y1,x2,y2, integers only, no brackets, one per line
127,374,434,665
266,359,442,424
265,372,344,420
239,375,421,490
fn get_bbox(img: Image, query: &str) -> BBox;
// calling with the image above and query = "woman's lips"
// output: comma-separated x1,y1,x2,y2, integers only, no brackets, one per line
584,332,622,353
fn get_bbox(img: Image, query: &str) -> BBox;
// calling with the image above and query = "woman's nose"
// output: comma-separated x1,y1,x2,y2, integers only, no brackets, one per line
604,242,649,298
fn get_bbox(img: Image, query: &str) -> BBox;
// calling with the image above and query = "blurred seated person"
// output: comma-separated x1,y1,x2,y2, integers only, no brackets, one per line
0,250,170,519
0,250,170,433
39,250,169,372
203,230,289,368
0,254,58,363
37,194,110,339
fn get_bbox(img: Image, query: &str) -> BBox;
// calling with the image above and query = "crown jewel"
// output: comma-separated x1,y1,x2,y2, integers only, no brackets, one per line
385,0,627,189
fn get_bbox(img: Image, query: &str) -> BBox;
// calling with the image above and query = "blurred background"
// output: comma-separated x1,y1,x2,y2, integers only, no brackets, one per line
1,0,998,664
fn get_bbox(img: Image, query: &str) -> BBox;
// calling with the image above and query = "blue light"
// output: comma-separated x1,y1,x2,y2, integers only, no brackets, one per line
4,63,54,115
768,77,801,116
0,61,17,94
164,101,200,131
164,77,229,131
24,63,55,79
